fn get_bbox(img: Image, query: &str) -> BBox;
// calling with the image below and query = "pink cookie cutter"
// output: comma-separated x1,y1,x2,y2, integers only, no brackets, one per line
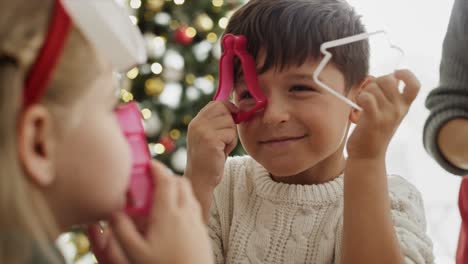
115,102,154,216
213,34,267,123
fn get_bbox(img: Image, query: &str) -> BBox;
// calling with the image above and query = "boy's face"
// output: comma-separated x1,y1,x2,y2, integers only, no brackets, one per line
234,55,357,180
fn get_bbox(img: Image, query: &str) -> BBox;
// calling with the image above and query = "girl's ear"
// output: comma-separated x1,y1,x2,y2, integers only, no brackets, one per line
349,76,373,124
17,105,57,187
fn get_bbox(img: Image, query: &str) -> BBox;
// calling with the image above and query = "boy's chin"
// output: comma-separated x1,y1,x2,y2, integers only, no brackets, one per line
259,157,312,175
263,164,306,179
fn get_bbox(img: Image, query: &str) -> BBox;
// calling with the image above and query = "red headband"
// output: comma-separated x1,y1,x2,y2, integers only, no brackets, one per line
23,0,72,108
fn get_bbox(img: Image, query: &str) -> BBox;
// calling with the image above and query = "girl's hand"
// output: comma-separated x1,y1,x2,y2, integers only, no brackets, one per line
88,161,213,264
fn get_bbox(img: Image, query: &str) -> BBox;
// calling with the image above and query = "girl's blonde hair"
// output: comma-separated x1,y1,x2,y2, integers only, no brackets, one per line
0,0,102,262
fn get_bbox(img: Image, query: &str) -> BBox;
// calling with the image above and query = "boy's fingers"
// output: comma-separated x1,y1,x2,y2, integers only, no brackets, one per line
225,136,238,156
217,128,238,155
222,100,240,113
110,212,148,263
394,69,420,105
364,82,389,108
209,114,237,130
357,84,379,116
358,76,376,90
375,74,399,103
197,101,221,118
202,100,239,119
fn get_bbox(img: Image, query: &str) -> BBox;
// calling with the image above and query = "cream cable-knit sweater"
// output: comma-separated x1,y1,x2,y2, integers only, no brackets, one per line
208,156,434,263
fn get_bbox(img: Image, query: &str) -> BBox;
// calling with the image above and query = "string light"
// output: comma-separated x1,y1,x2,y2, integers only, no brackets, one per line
120,89,134,102
141,108,152,120
151,63,163,74
170,129,181,140
212,0,223,7
185,27,197,38
196,14,214,31
145,78,165,96
127,67,139,80
186,86,201,101
147,0,165,11
185,73,196,85
218,17,229,29
182,115,193,125
206,32,218,43
155,36,167,44
129,0,142,9
154,143,166,154
169,20,180,30
205,74,215,82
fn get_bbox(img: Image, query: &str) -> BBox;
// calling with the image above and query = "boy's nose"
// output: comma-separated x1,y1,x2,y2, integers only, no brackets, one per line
261,96,290,125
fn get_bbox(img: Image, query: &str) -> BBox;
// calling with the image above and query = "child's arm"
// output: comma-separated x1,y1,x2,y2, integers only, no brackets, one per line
342,70,420,264
424,0,468,176
438,118,468,171
185,100,238,222
343,158,403,263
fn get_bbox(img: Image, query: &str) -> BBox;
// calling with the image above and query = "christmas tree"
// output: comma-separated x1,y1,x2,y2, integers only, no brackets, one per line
122,0,247,173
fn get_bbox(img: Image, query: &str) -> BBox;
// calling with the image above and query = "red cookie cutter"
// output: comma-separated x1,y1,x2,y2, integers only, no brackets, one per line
213,34,267,123
115,102,154,216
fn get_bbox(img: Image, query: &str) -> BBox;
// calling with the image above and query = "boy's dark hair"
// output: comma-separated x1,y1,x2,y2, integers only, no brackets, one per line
225,0,369,90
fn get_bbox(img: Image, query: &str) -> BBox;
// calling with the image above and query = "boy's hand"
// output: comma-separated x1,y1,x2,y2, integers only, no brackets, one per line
186,100,238,189
88,161,213,264
347,69,420,160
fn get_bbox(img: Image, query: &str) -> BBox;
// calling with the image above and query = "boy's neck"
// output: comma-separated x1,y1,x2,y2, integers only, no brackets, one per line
270,153,346,185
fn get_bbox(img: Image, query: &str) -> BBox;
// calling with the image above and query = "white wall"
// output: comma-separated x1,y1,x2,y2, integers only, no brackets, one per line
347,0,460,262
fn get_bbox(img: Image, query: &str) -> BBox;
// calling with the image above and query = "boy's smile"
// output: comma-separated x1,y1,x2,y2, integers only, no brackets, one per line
258,134,308,150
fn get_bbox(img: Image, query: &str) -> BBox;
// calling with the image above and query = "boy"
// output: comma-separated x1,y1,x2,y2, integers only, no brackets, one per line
186,0,434,263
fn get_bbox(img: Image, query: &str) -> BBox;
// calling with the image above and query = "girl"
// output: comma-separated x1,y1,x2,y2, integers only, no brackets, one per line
0,0,212,263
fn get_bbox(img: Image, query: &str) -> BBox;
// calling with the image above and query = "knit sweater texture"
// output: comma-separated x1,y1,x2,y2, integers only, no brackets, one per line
208,156,434,263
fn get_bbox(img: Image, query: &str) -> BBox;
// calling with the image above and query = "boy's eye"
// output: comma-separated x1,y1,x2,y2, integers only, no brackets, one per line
239,91,253,100
290,85,316,92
